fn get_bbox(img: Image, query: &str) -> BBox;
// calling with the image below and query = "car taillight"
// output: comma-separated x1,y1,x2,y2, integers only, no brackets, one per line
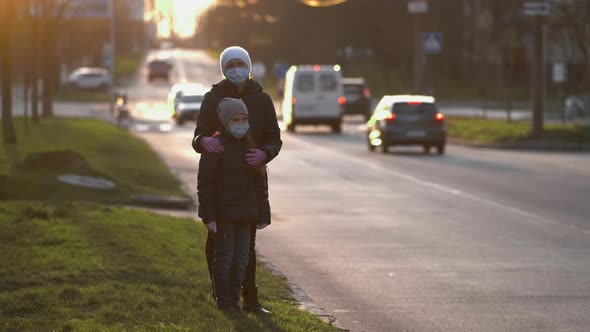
435,112,445,121
408,101,422,106
338,96,347,105
386,112,396,122
363,87,371,97
292,97,297,105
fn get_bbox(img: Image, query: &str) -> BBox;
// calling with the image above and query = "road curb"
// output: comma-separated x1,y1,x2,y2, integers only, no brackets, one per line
129,194,194,210
256,253,349,331
448,137,590,151
448,138,500,149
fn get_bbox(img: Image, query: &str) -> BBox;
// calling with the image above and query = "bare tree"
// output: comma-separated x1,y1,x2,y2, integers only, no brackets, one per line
38,0,69,118
0,0,18,144
29,0,42,123
553,0,590,91
17,0,42,125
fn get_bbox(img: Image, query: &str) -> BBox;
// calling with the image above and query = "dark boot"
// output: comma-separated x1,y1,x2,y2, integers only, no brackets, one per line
217,302,243,315
242,286,271,314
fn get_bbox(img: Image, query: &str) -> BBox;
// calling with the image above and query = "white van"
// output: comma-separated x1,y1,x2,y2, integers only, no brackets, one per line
282,65,345,133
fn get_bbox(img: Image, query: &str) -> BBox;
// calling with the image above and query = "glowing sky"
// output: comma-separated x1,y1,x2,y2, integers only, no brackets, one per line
154,0,216,38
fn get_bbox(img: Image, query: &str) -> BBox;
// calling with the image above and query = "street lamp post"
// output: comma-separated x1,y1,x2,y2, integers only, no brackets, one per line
408,0,428,93
109,0,116,85
524,1,549,136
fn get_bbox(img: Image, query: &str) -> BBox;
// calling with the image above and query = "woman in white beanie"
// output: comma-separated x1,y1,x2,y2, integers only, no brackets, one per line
192,46,282,314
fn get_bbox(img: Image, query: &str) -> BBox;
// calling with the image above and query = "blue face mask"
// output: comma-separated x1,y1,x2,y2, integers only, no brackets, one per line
229,122,249,138
225,67,250,86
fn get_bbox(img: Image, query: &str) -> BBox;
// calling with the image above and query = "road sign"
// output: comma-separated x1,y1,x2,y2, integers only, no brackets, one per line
553,62,567,83
523,1,549,16
408,0,428,14
422,32,442,54
67,0,110,18
274,63,290,79
252,62,267,79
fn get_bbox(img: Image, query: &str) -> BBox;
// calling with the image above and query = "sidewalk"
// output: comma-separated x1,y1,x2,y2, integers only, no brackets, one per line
6,85,111,121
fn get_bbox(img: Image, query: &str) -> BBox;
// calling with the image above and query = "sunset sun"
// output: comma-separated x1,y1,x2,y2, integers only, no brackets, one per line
154,0,216,38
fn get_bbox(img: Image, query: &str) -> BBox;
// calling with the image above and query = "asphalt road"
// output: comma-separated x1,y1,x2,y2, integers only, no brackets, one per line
129,49,590,332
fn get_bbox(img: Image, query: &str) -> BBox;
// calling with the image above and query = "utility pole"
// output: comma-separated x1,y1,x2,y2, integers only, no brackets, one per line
532,15,545,135
524,1,548,136
109,0,116,85
408,0,428,93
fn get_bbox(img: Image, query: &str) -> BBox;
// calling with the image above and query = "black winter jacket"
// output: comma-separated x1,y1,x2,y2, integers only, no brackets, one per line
192,79,282,163
197,133,271,226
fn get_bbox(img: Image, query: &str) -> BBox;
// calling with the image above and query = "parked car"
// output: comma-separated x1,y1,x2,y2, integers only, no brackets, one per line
172,85,207,125
564,95,590,121
341,78,372,119
65,67,111,91
147,59,172,82
367,95,447,154
282,64,345,133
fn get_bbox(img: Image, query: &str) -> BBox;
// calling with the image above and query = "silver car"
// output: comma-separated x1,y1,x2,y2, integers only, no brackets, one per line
66,67,112,91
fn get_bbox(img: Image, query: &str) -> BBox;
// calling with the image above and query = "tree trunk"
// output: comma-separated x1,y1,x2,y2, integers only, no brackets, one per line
40,8,60,118
31,66,39,123
0,0,17,145
41,40,55,118
30,0,40,123
0,67,16,145
583,46,590,91
23,69,30,133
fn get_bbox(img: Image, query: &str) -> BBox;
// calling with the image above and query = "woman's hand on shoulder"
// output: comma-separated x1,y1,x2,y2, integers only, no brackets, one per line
201,136,224,154
246,149,267,166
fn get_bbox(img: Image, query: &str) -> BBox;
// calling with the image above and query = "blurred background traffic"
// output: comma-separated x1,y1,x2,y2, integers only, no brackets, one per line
2,0,590,138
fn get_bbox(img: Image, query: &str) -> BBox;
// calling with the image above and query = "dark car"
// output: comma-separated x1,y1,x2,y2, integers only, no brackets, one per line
148,60,172,82
341,78,372,119
367,95,447,154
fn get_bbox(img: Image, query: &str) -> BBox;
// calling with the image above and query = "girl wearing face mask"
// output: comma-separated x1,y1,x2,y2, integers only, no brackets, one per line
193,46,281,314
197,98,271,312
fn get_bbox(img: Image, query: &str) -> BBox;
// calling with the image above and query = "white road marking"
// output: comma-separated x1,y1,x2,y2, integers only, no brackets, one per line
289,135,564,227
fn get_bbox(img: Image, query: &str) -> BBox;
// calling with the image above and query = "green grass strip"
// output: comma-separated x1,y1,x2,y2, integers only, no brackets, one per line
0,117,185,203
447,118,590,144
0,202,338,331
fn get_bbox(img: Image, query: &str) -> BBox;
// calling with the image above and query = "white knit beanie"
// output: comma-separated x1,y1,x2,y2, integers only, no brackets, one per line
219,46,252,76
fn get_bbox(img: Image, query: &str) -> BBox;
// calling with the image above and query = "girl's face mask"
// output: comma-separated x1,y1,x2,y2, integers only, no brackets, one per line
229,122,249,138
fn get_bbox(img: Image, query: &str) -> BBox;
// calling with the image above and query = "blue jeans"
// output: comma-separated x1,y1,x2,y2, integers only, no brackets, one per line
213,222,252,307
